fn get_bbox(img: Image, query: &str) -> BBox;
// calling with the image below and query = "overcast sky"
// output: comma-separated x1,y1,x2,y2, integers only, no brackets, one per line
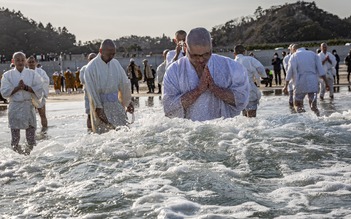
2,0,350,42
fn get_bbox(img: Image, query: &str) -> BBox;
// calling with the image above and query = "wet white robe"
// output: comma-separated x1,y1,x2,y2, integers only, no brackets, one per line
79,64,90,114
34,67,49,108
163,54,250,121
234,54,266,102
166,50,185,69
84,55,131,133
0,68,43,129
286,48,325,94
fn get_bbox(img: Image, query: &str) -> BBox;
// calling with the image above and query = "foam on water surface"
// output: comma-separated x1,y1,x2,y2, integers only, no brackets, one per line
1,91,351,218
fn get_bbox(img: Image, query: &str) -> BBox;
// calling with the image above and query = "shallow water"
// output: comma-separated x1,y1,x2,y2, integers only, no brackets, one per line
1,88,351,218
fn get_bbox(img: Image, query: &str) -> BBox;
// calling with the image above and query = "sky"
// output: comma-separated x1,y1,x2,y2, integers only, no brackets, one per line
1,0,350,42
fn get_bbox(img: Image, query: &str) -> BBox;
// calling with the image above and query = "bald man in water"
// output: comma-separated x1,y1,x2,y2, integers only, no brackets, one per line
0,52,43,154
163,27,249,121
84,39,134,133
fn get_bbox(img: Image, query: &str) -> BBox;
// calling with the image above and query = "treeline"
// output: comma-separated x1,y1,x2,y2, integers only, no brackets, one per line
0,8,76,59
0,7,174,61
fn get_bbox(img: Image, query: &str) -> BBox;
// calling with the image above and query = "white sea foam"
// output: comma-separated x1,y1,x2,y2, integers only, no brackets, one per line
1,91,351,218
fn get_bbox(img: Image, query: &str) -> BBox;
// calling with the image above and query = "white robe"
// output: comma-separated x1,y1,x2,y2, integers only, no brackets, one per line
79,64,90,114
156,61,166,84
0,68,43,129
166,50,185,69
286,48,325,94
34,67,50,108
318,52,336,79
234,54,266,102
84,54,131,133
163,54,250,121
283,54,294,92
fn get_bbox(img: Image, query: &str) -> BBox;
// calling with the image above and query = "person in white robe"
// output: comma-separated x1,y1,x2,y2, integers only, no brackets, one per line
282,44,295,108
27,56,49,130
156,49,169,94
283,44,329,115
165,30,187,69
318,43,336,100
0,52,43,154
234,45,267,117
84,39,134,134
163,27,250,121
79,53,97,129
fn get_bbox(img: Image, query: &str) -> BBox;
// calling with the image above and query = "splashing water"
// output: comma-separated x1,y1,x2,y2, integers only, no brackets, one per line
1,90,351,218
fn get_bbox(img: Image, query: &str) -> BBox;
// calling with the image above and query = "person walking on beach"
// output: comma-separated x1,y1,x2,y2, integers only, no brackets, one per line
52,71,61,94
272,52,282,86
166,30,187,68
64,67,75,94
143,59,154,93
26,56,49,131
283,44,329,116
163,27,250,121
156,49,169,94
126,58,142,94
0,52,43,154
344,49,351,84
318,43,336,100
84,39,134,134
332,49,340,85
79,53,96,130
234,44,266,117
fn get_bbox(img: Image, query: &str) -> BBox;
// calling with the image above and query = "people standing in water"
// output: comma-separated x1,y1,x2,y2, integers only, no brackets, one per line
156,49,169,94
26,56,49,131
84,39,134,134
318,43,336,100
163,27,249,121
0,52,43,155
283,44,329,116
79,53,97,130
234,44,266,117
166,30,187,69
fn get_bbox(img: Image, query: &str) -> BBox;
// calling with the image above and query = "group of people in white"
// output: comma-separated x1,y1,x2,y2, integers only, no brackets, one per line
0,27,340,155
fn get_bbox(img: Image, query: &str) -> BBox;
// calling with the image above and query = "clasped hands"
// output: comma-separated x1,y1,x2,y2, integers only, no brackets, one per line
15,80,30,93
197,66,216,93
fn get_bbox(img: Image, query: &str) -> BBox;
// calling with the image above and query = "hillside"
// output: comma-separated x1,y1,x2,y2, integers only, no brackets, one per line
211,1,351,47
0,8,76,58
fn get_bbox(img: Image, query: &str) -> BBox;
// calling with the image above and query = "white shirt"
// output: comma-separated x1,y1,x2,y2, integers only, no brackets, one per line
163,54,250,121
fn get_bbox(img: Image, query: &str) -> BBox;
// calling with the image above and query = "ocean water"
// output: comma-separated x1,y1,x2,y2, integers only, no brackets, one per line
1,88,351,218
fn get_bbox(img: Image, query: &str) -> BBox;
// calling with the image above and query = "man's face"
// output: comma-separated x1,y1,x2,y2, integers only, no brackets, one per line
100,47,116,63
13,54,26,72
321,44,327,53
175,34,186,44
26,58,36,70
186,45,212,70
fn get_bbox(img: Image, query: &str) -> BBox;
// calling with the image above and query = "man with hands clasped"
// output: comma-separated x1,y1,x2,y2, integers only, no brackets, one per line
163,27,249,121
